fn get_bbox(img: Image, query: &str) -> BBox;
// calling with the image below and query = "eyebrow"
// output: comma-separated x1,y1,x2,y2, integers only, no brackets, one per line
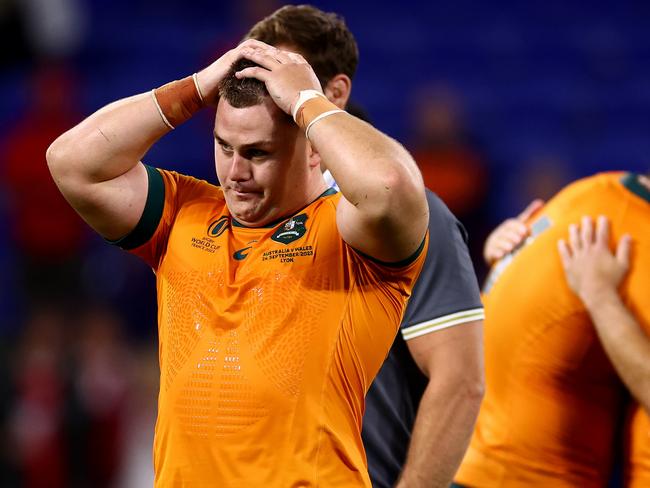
214,133,274,150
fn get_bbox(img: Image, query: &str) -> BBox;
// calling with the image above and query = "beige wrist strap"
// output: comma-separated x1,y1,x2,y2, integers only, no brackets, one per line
152,74,205,129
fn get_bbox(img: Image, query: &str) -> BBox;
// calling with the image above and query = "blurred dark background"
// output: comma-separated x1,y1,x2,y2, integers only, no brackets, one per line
0,0,648,486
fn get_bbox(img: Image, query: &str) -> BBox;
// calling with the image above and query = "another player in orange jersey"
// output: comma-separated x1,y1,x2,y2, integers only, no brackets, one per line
558,181,650,488
454,172,650,487
46,29,429,488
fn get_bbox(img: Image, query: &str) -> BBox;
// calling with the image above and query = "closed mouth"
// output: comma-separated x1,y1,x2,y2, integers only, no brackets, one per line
231,188,261,197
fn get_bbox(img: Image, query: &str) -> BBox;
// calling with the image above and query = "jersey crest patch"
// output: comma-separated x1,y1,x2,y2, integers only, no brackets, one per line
272,214,308,244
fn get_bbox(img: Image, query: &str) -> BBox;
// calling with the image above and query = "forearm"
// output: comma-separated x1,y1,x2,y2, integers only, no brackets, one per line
47,92,170,184
583,289,650,414
309,113,425,219
396,375,483,488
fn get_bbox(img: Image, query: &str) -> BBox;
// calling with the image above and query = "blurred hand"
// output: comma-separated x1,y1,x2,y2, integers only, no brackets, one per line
236,44,322,115
483,199,544,265
558,215,632,308
196,39,272,104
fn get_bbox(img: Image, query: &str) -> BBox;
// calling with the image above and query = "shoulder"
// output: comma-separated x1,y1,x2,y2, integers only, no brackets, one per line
157,168,224,202
555,172,625,201
310,190,342,227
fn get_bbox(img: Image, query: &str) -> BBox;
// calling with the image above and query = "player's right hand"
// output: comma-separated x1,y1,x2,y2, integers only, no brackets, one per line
195,39,271,105
483,199,544,265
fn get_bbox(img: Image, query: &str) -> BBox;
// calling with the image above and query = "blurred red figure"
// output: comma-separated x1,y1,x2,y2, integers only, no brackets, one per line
72,306,132,487
409,85,489,217
408,84,492,276
1,63,88,304
7,308,70,488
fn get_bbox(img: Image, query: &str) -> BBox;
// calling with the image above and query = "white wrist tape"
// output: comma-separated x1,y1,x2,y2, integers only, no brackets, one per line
305,110,345,140
292,89,326,122
192,73,204,102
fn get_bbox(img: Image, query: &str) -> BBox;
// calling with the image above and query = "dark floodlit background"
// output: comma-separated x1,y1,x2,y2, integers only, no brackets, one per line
0,0,647,486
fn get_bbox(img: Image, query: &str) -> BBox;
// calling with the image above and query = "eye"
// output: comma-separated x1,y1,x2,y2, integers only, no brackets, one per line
246,149,269,160
219,143,233,155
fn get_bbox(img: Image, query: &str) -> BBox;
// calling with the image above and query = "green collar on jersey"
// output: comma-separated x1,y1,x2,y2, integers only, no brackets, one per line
621,173,650,203
232,187,338,228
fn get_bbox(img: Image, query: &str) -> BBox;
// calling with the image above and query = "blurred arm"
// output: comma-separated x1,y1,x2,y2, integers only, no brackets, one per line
396,321,484,488
583,290,650,414
483,199,544,265
559,215,650,414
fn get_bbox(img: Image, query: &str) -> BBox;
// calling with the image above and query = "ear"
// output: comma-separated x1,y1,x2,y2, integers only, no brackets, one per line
306,139,322,170
324,74,352,110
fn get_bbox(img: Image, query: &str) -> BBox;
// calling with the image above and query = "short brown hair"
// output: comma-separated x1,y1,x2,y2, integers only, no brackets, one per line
218,58,268,108
218,59,292,124
244,5,358,88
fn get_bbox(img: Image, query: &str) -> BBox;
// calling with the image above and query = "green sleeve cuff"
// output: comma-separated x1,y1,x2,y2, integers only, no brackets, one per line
107,165,165,250
622,173,650,203
353,233,428,268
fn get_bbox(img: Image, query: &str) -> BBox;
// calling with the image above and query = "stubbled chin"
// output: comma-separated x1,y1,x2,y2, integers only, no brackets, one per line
226,196,266,225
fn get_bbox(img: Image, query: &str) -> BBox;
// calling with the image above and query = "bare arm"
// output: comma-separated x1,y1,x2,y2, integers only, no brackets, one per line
46,93,166,240
559,215,650,414
311,115,429,261
46,41,261,240
396,321,484,488
238,46,429,262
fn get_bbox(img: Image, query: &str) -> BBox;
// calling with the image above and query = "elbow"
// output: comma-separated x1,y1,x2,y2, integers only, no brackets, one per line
372,164,426,215
468,375,486,408
46,137,69,180
458,369,485,410
379,161,424,196
47,133,85,185
448,363,485,413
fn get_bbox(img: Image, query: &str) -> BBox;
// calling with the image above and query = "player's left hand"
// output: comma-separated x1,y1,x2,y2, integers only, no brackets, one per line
235,43,323,116
558,215,632,307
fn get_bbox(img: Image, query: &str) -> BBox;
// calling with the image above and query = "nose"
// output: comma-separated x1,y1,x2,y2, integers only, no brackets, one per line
229,152,252,182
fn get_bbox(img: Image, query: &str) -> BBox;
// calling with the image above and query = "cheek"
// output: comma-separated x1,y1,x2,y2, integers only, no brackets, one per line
214,151,227,182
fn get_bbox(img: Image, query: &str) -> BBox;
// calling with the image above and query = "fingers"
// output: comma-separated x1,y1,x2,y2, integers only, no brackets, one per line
517,198,544,221
487,241,514,261
557,239,572,269
238,45,303,71
616,234,632,269
484,219,529,264
500,219,528,243
568,223,581,252
235,66,269,81
238,38,274,51
580,216,594,245
595,215,609,247
239,39,302,61
240,48,283,71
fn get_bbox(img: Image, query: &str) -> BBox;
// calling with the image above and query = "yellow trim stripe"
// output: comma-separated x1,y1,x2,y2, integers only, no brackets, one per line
401,308,485,341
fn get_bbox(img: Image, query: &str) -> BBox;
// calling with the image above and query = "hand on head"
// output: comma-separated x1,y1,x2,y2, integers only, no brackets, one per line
234,43,323,116
196,39,289,105
198,40,323,116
